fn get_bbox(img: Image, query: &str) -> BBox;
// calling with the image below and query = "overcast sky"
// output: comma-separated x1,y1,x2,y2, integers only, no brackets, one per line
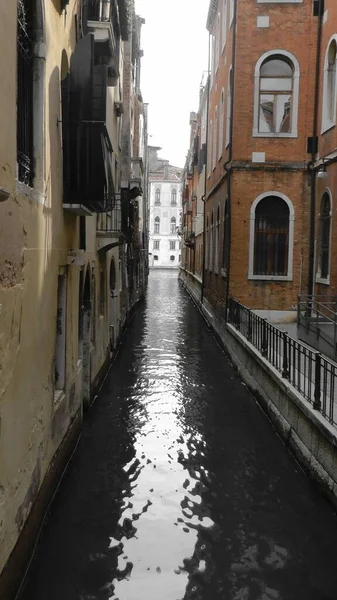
134,0,209,168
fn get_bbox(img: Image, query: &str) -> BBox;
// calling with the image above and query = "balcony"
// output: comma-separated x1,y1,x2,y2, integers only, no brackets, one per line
97,198,127,251
62,35,116,214
83,0,122,85
184,232,195,248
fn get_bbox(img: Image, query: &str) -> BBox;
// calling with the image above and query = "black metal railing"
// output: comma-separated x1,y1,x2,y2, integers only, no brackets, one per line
96,199,122,233
87,0,112,21
228,297,337,426
17,0,33,186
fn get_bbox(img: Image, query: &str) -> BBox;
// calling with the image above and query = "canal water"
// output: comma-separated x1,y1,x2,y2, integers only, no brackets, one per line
20,270,337,600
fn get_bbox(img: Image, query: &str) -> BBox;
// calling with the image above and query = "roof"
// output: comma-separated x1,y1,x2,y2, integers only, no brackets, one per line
206,0,218,32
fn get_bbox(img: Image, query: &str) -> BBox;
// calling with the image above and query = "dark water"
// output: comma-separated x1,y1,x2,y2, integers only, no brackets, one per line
20,270,337,600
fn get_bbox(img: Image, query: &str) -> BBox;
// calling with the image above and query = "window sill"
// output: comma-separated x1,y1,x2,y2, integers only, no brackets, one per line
248,274,292,281
321,122,335,135
252,130,298,139
16,179,46,204
316,275,330,285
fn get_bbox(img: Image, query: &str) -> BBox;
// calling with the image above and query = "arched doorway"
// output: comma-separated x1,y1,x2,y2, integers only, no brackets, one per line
82,266,91,408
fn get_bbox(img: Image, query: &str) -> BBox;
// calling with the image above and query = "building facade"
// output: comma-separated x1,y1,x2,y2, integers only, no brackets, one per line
148,147,182,269
181,0,321,320
0,1,148,597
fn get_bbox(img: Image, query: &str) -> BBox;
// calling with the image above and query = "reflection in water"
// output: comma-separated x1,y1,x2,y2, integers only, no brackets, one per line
20,270,337,600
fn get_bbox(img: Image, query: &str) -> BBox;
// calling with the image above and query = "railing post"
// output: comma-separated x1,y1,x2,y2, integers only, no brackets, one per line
235,303,240,330
247,310,252,341
282,332,289,379
261,319,268,357
313,352,321,411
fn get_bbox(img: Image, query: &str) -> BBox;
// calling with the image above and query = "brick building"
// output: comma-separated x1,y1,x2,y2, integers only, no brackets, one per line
181,0,322,320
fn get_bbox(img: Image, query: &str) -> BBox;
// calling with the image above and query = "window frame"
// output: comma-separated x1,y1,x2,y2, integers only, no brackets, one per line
226,68,232,148
219,89,225,160
316,189,332,285
215,206,220,273
253,50,300,139
222,0,227,52
213,107,218,169
154,216,160,234
248,191,294,281
153,239,160,250
171,188,177,205
322,36,337,134
155,188,161,205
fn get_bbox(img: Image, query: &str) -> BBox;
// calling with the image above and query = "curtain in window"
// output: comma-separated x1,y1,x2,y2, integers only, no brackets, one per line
259,57,293,134
254,197,289,276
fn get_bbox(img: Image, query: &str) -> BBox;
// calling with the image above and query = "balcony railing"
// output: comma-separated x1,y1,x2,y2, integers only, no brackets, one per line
97,199,122,234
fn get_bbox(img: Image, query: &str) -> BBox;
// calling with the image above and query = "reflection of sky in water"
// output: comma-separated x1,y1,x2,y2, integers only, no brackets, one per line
19,270,337,600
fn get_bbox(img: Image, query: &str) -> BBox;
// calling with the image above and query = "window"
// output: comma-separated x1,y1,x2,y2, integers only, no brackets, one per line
100,269,105,315
222,0,227,52
215,207,220,272
226,69,232,147
154,216,160,234
155,188,161,204
249,193,294,280
229,0,234,25
171,188,177,205
170,216,176,234
317,192,332,282
213,107,218,169
254,51,299,138
222,200,229,274
210,211,214,270
17,0,34,186
154,255,159,261
215,13,220,70
208,120,212,177
170,255,175,261
170,240,176,250
153,240,160,250
55,273,67,391
322,38,337,133
219,90,225,160
205,217,209,269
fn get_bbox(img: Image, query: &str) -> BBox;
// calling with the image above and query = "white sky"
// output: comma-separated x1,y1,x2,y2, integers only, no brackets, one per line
134,0,209,168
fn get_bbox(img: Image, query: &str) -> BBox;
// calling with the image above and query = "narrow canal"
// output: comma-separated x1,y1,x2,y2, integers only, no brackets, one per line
20,270,337,600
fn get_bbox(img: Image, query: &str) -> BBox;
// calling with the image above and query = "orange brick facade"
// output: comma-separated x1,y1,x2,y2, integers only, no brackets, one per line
181,0,332,313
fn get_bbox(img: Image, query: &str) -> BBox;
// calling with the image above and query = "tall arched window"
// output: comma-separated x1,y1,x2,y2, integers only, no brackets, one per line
222,200,229,274
249,193,294,280
210,211,214,270
317,192,332,281
213,107,218,169
222,0,227,52
205,216,209,269
154,216,160,234
208,120,212,177
171,188,177,205
155,188,161,205
170,216,176,234
226,68,232,147
219,90,225,160
322,38,337,131
17,0,45,189
254,51,299,137
215,206,220,272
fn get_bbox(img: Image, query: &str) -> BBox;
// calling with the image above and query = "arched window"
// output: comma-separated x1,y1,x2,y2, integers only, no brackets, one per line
215,13,220,67
208,121,212,177
213,107,218,169
205,216,209,269
254,51,299,137
219,90,225,160
210,211,214,270
170,255,175,261
155,188,161,205
154,216,160,234
170,216,176,234
215,206,220,272
249,193,294,280
222,200,229,274
322,38,337,131
317,192,332,281
222,0,227,52
226,68,232,147
171,189,177,205
17,0,45,189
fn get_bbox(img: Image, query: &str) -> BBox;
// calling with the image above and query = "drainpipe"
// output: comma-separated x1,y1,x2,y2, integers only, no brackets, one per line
224,0,238,321
308,0,324,299
201,34,211,305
